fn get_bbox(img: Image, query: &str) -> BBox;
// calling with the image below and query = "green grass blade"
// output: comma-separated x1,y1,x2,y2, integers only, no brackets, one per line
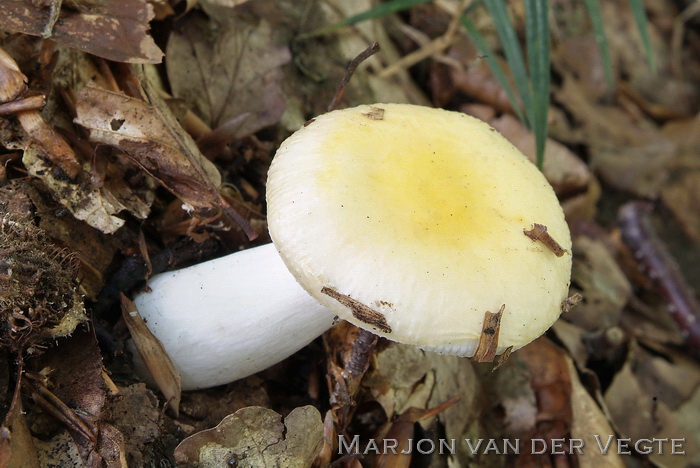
628,0,656,73
299,0,434,39
484,0,532,127
525,0,550,169
583,0,614,89
461,16,526,124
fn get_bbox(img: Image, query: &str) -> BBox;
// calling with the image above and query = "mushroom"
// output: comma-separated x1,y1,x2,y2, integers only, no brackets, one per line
133,103,572,390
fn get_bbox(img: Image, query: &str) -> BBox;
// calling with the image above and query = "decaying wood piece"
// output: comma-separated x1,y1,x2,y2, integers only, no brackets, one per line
472,305,506,362
524,223,567,257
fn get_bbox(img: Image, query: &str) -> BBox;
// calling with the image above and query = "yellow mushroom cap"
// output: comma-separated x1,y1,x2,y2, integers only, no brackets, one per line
266,104,572,357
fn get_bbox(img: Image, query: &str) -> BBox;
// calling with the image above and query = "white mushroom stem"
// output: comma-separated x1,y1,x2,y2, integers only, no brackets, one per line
132,243,336,391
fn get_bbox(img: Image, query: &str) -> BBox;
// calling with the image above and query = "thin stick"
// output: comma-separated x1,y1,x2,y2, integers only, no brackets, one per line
0,95,45,115
327,42,381,112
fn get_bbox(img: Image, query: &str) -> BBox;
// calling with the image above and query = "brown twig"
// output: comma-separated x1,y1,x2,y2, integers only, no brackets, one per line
327,42,381,112
618,201,700,357
23,376,97,443
0,95,45,115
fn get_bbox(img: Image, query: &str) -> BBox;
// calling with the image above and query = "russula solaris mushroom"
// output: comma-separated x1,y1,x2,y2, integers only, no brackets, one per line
133,103,572,390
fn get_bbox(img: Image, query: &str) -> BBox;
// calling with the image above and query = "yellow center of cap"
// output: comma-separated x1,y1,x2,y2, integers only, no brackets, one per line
315,108,527,252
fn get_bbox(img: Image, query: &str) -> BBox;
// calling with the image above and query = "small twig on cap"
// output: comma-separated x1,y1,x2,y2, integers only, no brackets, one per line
327,42,381,112
322,286,392,333
472,304,506,362
561,293,583,314
524,223,567,257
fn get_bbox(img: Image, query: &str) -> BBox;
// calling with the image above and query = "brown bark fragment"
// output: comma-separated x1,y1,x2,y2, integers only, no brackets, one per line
363,106,385,120
524,223,567,257
321,287,392,333
472,304,505,362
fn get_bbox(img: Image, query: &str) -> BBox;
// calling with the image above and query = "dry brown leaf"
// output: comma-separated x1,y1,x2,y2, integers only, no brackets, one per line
504,338,576,466
492,355,538,436
552,35,610,102
174,406,324,467
364,344,431,420
0,0,163,63
373,396,460,468
15,110,81,179
324,322,378,431
604,343,700,465
364,343,481,467
166,13,290,137
672,387,700,466
0,45,27,102
568,236,631,332
27,329,109,465
1,394,41,468
121,294,181,418
74,83,256,239
22,144,151,234
661,168,700,243
564,357,624,468
424,351,480,442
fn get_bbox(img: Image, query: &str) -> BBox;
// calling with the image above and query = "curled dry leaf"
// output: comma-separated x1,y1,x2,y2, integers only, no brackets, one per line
0,0,163,63
0,46,27,102
166,14,290,138
498,338,576,466
363,343,481,466
174,406,324,468
1,391,41,468
324,321,378,432
22,144,150,234
74,83,256,239
605,343,700,466
564,357,624,468
373,396,460,468
120,294,181,418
